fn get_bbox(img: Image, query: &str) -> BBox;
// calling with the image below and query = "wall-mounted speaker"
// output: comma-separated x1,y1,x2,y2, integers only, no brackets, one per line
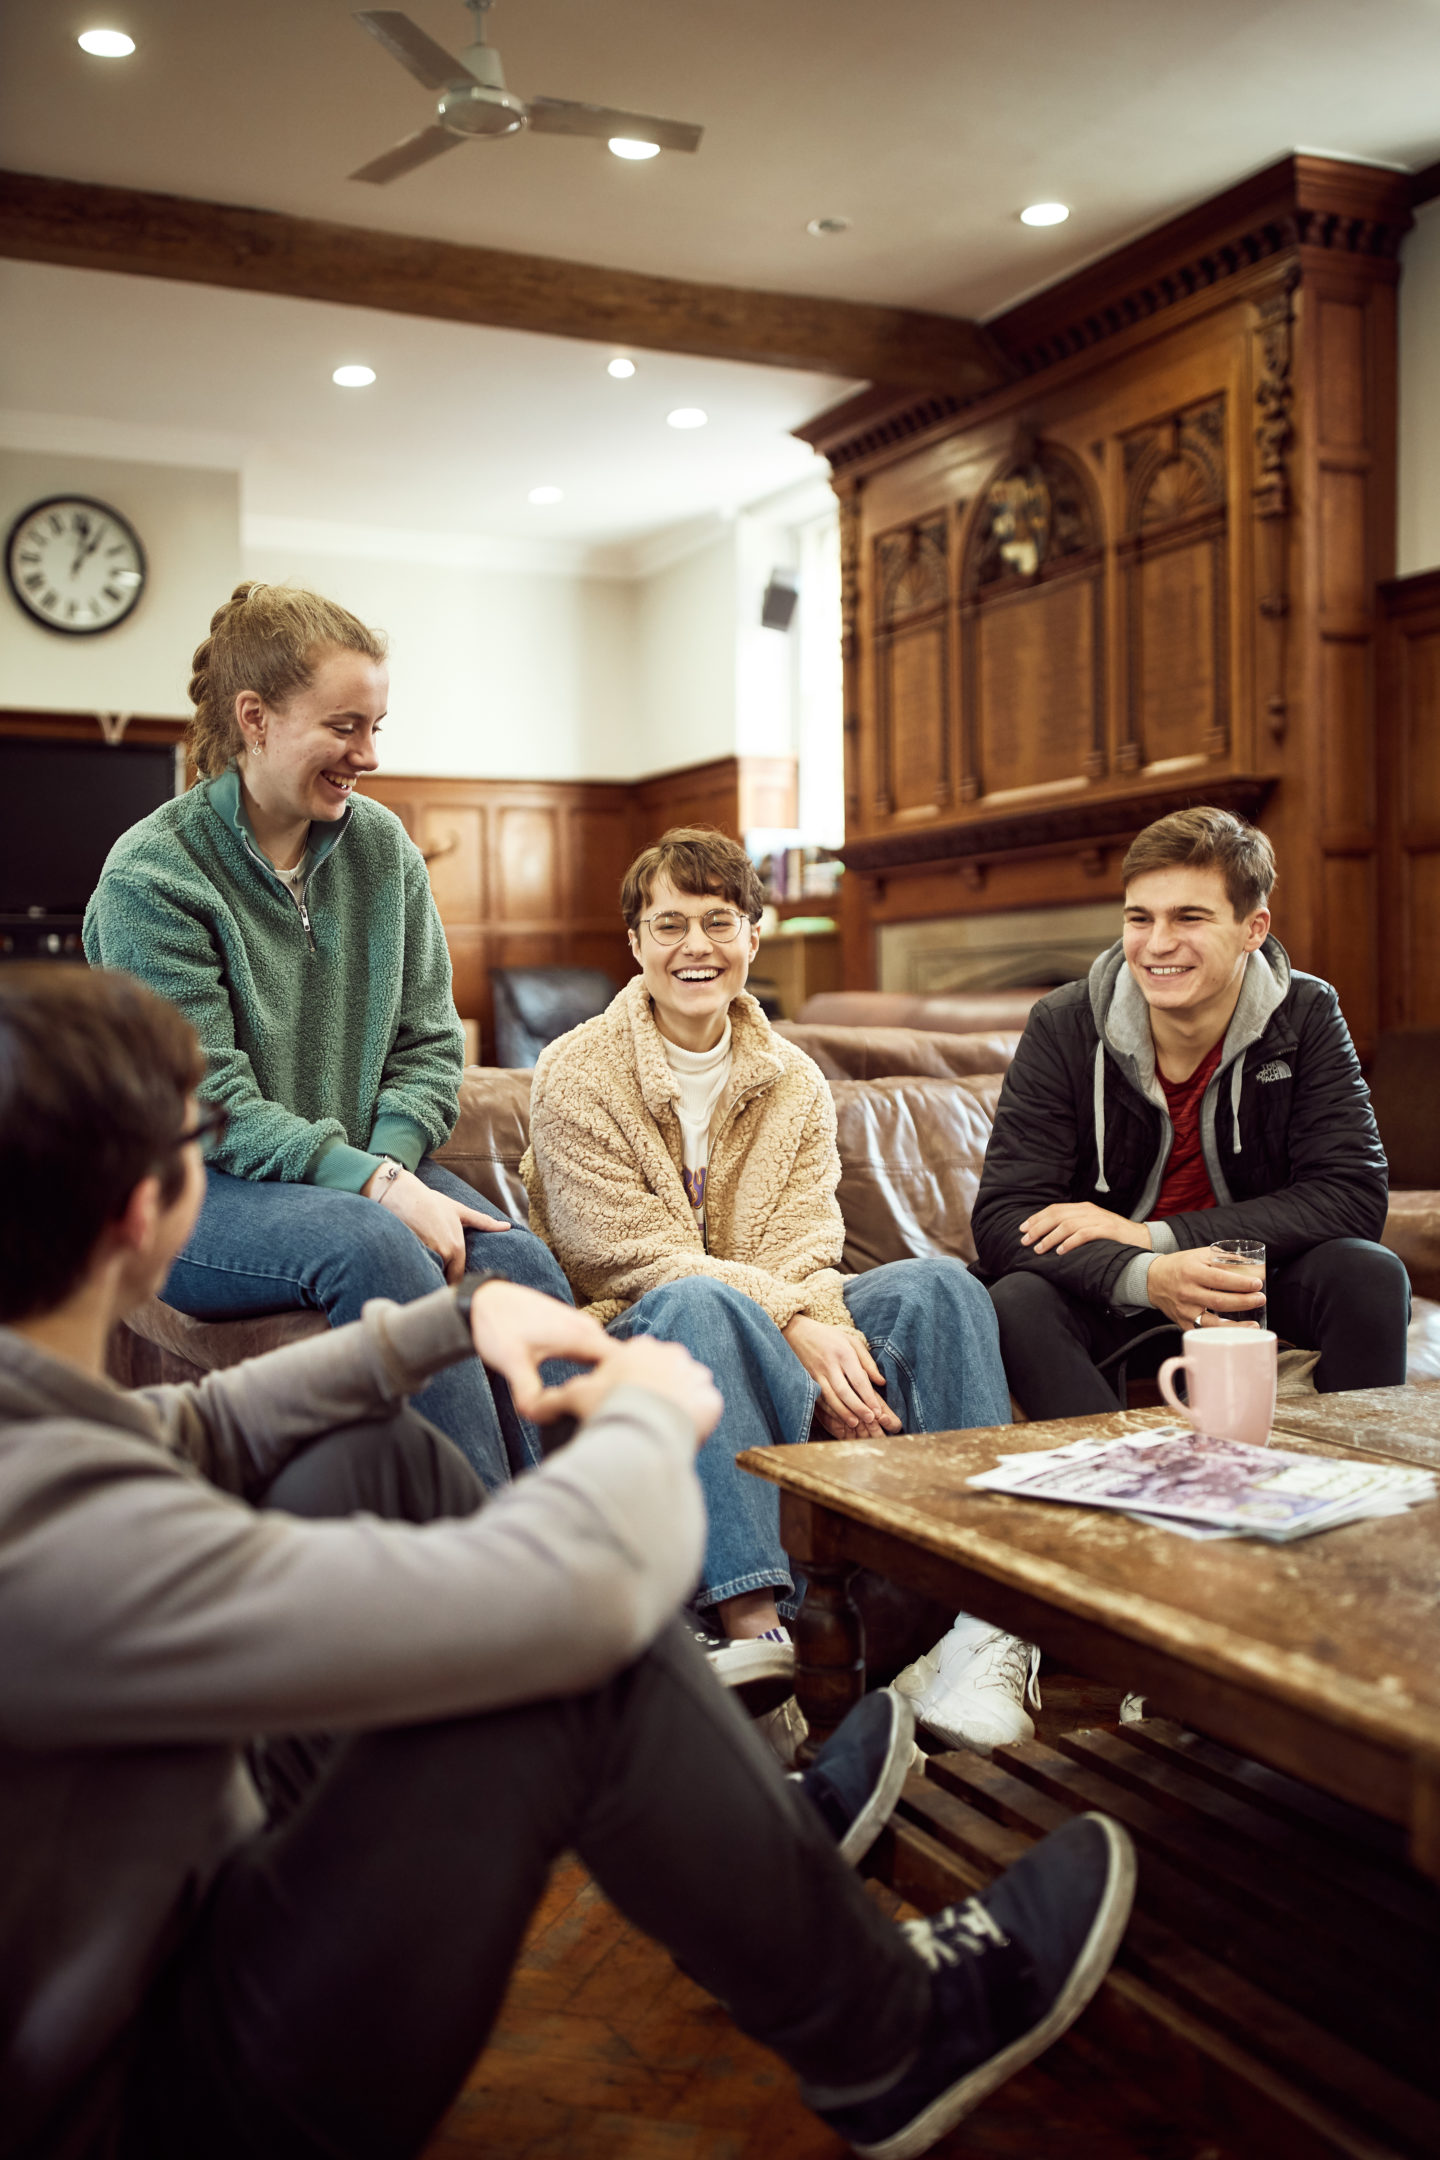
761,570,799,631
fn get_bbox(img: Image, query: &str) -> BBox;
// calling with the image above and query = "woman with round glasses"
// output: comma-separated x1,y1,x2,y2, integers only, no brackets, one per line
522,826,1020,1749
84,581,573,1488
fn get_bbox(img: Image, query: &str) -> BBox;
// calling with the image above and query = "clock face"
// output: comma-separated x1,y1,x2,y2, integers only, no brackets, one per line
5,496,147,636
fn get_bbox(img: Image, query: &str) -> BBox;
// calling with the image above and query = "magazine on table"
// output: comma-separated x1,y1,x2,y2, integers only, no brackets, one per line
966,1425,1436,1542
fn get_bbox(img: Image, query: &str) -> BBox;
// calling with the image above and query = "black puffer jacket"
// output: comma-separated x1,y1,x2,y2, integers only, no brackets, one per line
971,936,1388,1307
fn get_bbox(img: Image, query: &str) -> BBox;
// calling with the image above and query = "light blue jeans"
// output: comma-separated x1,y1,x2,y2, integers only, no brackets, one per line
605,1256,1011,1614
161,1161,574,1491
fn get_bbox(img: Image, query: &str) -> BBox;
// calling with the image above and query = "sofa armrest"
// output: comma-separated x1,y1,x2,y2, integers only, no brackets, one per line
1382,1191,1440,1302
436,1066,535,1222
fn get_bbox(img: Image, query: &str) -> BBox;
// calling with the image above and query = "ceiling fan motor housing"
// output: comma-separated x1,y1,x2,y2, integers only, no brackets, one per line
439,38,526,135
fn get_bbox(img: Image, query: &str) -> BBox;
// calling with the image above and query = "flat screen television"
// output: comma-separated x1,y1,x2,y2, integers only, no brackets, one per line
0,738,180,916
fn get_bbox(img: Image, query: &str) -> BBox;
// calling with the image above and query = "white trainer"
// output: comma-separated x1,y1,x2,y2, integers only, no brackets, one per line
895,1614,1042,1753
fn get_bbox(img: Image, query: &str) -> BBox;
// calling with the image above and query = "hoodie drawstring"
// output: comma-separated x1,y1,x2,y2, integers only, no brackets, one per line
1231,1055,1244,1156
1093,1043,1109,1193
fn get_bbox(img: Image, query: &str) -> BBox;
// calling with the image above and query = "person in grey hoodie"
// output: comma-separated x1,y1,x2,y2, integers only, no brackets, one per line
0,965,1135,2160
972,807,1408,1417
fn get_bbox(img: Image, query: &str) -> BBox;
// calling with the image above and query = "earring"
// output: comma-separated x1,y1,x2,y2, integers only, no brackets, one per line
251,737,264,758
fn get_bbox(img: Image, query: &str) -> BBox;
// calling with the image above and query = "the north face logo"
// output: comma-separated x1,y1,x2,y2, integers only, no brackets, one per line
1255,1059,1292,1083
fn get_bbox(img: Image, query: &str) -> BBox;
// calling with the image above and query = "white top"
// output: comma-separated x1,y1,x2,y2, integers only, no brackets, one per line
662,1019,733,1233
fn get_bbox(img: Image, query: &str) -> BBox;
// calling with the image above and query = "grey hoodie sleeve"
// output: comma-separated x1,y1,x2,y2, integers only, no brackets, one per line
141,1288,479,1496
0,1378,706,1748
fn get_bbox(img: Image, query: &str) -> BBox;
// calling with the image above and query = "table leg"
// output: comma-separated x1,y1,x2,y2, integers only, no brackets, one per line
795,1559,866,1766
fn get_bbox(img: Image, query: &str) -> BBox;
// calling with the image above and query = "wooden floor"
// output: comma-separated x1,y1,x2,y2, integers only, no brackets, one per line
422,1679,1240,2160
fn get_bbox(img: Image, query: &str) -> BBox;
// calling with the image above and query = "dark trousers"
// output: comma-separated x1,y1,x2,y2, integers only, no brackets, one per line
989,1236,1412,1421
115,1413,929,2160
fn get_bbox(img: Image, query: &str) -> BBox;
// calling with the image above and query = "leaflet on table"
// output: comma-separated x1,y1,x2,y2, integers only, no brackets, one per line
966,1426,1436,1542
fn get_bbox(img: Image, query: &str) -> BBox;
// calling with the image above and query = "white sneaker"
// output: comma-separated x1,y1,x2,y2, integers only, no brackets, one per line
688,1622,795,1715
895,1614,1042,1753
756,1692,808,1769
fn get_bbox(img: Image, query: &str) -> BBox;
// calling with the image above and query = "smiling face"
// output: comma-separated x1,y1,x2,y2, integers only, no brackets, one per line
236,644,387,830
628,871,762,1052
1122,864,1270,1031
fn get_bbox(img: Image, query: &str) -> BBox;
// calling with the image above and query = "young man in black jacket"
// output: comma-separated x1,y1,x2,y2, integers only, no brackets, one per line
973,807,1409,1419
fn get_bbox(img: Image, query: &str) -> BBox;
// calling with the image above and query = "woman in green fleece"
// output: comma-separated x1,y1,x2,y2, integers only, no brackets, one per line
84,581,574,1486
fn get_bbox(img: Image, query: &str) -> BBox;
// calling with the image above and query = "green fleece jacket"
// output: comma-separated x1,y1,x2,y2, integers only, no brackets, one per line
82,768,464,1191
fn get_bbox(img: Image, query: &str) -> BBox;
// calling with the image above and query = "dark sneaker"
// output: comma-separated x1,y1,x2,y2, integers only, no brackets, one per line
796,1687,918,1865
689,1622,796,1715
813,1813,1135,2158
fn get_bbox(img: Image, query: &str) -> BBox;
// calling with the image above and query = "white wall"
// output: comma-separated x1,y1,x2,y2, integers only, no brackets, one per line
632,527,739,776
0,449,240,716
241,537,641,780
1397,197,1440,577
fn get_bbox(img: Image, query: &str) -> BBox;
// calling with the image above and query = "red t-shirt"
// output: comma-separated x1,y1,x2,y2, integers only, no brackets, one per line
1153,1038,1225,1219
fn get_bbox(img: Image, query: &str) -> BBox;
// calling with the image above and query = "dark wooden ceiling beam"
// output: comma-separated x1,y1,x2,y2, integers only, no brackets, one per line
0,169,1007,398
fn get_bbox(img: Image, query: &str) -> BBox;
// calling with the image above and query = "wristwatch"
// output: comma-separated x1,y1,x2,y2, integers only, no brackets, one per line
452,1274,498,1332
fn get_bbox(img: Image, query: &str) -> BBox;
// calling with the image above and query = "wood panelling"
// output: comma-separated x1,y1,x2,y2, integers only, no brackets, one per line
798,153,1408,1050
359,757,790,1056
1379,570,1440,1030
0,169,1004,397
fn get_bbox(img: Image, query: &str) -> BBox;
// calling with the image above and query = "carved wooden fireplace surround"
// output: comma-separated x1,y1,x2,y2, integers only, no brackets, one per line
799,153,1413,1061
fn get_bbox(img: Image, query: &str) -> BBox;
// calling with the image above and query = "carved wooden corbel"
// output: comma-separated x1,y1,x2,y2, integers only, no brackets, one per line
1253,269,1298,746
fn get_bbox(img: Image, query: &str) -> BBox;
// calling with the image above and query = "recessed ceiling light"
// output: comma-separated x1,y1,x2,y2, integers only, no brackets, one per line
666,408,708,430
332,364,376,387
1020,201,1070,227
528,485,563,505
609,137,660,160
78,28,135,57
806,216,851,237
607,356,637,379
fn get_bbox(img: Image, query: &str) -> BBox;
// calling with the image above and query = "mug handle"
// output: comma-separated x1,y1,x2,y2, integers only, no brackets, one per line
1157,1356,1193,1418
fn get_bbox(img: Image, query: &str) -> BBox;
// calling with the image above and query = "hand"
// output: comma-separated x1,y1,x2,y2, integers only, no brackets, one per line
1020,1202,1151,1256
364,1165,510,1284
527,1333,723,1448
464,1280,611,1416
783,1313,901,1437
1146,1249,1266,1330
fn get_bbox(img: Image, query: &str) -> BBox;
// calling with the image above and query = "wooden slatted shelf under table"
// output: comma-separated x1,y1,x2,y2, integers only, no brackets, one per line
738,1388,1440,2160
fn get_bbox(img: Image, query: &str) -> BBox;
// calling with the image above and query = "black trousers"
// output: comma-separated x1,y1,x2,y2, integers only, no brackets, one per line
989,1236,1412,1422
115,1413,929,2160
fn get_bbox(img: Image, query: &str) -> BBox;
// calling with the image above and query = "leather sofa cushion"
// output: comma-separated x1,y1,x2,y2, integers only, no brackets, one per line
798,989,1046,1035
438,1067,536,1223
830,1073,1004,1276
775,1023,1021,1083
1381,1189,1440,1302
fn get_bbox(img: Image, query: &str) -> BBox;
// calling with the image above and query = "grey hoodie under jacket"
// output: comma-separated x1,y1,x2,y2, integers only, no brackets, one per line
971,935,1389,1309
0,1290,705,2160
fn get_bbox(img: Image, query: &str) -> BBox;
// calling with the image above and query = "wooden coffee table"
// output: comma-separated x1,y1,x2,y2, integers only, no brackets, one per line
739,1387,1440,1879
743,1388,1440,2157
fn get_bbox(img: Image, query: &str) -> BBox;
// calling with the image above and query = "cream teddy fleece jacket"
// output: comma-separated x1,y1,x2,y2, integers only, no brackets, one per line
522,975,857,1334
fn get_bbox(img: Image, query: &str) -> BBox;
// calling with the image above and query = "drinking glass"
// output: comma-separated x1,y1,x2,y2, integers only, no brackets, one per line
1210,1237,1266,1331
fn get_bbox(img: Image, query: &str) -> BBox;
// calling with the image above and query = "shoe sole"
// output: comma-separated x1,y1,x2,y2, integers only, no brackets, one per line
852,1812,1137,2160
838,1692,918,1866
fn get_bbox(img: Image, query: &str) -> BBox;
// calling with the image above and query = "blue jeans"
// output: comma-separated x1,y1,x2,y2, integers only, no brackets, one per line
606,1256,1012,1614
161,1161,574,1490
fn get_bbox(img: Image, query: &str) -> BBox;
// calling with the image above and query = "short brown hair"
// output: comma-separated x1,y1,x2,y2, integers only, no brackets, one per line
1122,806,1275,919
0,966,204,1322
187,581,388,778
620,827,766,931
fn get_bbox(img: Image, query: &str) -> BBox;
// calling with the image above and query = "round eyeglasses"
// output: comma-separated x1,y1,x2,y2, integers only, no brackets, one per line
636,908,748,946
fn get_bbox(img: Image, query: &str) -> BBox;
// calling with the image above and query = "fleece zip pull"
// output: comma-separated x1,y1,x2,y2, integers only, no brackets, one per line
1093,1043,1110,1193
1230,1055,1244,1155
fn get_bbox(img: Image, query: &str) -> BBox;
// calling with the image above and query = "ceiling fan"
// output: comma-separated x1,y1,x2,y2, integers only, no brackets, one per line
349,0,703,184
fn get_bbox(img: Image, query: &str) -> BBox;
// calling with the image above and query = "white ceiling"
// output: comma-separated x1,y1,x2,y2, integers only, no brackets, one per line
3,0,1439,555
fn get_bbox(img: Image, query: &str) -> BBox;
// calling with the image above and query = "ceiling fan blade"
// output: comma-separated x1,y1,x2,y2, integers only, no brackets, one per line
526,98,702,153
349,125,464,185
354,11,467,91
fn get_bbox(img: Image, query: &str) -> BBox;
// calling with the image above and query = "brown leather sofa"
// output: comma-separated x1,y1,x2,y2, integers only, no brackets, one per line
112,1020,1440,1388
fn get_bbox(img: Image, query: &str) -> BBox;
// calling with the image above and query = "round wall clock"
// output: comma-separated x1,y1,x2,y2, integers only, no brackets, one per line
4,496,147,636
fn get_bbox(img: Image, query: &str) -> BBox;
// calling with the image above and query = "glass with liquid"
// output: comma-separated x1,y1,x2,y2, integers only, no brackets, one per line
1211,1237,1266,1331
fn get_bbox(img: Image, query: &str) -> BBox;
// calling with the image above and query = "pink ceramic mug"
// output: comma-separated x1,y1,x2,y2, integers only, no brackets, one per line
1157,1327,1278,1447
